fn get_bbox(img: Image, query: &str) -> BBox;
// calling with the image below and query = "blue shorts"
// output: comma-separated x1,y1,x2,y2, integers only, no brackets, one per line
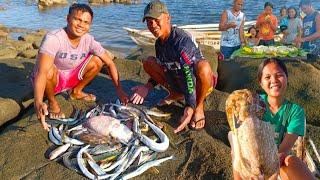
220,45,241,59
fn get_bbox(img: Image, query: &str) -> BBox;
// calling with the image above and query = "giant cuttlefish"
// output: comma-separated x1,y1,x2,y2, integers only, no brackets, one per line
226,89,279,179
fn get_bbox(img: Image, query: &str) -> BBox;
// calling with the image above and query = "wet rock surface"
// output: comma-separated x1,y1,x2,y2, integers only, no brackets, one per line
0,25,319,179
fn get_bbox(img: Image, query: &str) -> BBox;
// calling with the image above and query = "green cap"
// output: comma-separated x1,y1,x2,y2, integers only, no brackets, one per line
142,0,169,22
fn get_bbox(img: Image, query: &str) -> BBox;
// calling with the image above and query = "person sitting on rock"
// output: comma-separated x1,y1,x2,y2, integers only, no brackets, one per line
32,3,128,131
229,58,315,180
130,0,218,133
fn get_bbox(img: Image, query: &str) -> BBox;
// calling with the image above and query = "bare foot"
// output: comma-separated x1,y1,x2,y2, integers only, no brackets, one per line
190,109,205,130
174,107,194,133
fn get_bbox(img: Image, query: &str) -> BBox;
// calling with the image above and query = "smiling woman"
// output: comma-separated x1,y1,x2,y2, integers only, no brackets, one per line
257,58,314,179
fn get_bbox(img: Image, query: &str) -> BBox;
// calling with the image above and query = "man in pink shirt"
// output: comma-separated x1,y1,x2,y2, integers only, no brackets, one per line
33,3,128,131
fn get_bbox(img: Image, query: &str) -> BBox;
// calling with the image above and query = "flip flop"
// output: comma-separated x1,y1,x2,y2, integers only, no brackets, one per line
49,110,66,120
69,93,96,102
189,117,205,131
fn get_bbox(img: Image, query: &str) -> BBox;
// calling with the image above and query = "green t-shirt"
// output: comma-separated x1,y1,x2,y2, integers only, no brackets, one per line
260,94,306,146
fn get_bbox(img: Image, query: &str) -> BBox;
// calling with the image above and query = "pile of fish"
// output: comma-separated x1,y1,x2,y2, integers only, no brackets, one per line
225,89,279,179
47,102,173,180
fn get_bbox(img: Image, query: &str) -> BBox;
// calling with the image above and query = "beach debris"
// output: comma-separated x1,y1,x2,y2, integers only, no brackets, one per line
225,89,279,179
46,103,172,179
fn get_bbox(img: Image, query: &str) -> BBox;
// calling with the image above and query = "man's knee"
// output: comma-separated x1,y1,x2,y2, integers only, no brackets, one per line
196,60,212,77
142,56,158,72
88,56,103,72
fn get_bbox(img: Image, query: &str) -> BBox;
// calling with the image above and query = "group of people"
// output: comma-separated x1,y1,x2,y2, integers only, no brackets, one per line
219,0,320,61
32,0,316,179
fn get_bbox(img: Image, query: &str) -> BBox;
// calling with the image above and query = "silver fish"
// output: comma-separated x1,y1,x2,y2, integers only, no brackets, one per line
144,109,171,118
120,156,174,180
139,114,169,152
89,143,122,155
49,143,71,160
48,126,62,145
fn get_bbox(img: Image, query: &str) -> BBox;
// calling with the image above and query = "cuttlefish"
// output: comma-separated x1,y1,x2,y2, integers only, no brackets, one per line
225,89,279,179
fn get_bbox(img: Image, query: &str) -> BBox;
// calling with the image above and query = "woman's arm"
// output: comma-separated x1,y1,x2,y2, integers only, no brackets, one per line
279,133,299,154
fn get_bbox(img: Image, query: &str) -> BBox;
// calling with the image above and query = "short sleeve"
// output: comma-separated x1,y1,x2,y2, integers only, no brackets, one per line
39,33,60,58
89,36,105,57
286,104,306,136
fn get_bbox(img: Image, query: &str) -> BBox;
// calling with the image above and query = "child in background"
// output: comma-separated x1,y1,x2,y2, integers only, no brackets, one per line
256,2,278,46
282,6,302,47
245,26,260,46
279,6,288,28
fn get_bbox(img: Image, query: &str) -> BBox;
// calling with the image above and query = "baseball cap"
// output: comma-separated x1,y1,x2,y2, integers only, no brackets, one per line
299,0,312,7
142,0,169,22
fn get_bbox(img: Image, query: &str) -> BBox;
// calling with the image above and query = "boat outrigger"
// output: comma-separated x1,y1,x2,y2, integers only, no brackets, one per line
124,21,284,50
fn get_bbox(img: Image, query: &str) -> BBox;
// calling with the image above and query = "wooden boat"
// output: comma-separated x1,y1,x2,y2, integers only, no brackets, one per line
124,21,258,50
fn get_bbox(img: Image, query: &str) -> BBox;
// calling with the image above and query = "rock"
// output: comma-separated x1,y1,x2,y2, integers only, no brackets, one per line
0,57,35,108
38,0,68,8
0,25,9,40
18,33,44,45
88,0,139,4
0,30,8,40
6,40,33,52
0,98,20,126
0,46,18,59
89,0,110,4
0,6,6,11
18,49,38,59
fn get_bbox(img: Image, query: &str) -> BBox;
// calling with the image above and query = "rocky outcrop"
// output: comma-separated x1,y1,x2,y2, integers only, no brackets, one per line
0,98,20,126
89,0,140,4
38,0,68,9
0,27,46,60
0,5,6,11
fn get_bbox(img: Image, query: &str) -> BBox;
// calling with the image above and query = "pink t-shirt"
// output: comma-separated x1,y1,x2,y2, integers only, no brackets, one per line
39,28,105,70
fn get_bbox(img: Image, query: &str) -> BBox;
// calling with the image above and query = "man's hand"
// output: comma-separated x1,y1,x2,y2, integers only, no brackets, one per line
34,101,50,131
174,106,194,133
130,85,150,104
294,36,304,44
116,88,129,105
228,22,237,29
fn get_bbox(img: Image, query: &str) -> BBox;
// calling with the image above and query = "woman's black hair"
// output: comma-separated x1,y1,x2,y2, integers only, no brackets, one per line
257,58,288,82
287,6,298,19
280,6,287,15
264,2,273,9
69,3,93,19
247,26,258,38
